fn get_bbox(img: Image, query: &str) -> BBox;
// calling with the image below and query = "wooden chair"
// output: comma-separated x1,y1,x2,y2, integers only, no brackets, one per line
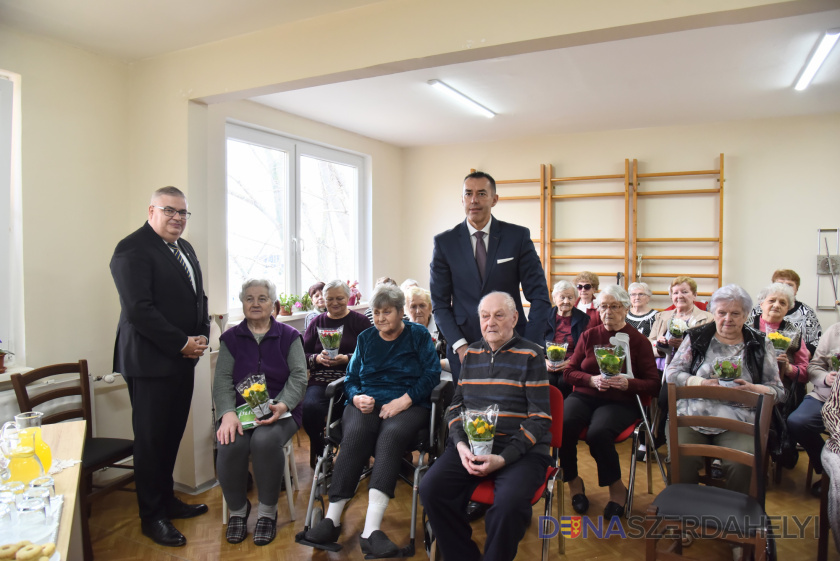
644,383,775,561
11,360,135,561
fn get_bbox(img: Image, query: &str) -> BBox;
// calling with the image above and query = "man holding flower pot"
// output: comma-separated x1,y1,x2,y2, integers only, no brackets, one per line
420,292,552,561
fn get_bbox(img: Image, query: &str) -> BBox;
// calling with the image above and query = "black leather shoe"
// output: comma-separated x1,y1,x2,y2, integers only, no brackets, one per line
604,501,626,519
141,518,186,547
167,497,209,519
465,501,490,521
571,480,589,514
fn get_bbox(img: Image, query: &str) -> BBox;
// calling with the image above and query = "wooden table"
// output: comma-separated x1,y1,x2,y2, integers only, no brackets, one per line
41,420,85,560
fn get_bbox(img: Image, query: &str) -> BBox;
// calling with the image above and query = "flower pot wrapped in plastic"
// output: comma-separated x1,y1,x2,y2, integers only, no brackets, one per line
318,325,344,359
545,341,568,369
594,345,625,377
236,374,272,420
767,328,798,357
829,350,840,373
462,405,499,456
668,317,689,339
712,356,742,387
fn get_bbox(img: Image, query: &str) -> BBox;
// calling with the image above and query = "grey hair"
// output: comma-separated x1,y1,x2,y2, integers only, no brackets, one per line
404,286,432,306
151,186,186,203
478,291,517,315
628,282,652,297
323,279,351,298
709,284,753,315
371,283,405,311
757,282,795,310
239,278,277,303
595,284,631,309
400,278,419,291
552,280,576,299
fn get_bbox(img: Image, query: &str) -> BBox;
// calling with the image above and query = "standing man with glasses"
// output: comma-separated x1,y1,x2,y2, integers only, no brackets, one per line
430,171,551,385
111,186,210,547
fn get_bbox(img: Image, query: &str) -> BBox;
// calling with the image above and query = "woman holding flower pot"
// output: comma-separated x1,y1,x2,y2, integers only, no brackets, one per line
214,279,307,545
560,284,660,519
302,279,372,468
648,276,713,369
664,284,784,494
542,280,592,396
753,282,809,383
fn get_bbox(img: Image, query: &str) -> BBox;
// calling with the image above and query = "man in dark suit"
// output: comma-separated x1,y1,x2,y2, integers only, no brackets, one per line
111,186,211,547
430,171,551,384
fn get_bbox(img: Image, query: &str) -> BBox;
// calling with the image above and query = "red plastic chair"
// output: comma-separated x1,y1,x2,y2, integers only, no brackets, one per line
467,385,565,559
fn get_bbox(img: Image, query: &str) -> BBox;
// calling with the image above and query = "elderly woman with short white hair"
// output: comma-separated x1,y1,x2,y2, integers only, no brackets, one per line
753,282,810,383
665,284,784,494
404,286,448,372
542,280,591,395
626,282,656,337
560,284,660,519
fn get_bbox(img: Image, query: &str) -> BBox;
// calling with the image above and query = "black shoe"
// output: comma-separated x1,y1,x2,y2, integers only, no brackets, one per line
812,480,823,498
304,518,342,544
465,501,489,521
167,497,209,519
604,501,626,519
141,518,186,547
225,501,251,544
360,530,399,557
571,480,589,514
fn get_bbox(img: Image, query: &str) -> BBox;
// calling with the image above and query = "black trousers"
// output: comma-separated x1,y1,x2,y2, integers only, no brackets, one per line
420,443,551,561
560,392,639,487
126,372,194,522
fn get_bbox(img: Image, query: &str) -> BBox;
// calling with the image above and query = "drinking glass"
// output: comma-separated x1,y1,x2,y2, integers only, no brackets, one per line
17,497,47,525
29,476,55,499
24,486,51,512
0,481,25,505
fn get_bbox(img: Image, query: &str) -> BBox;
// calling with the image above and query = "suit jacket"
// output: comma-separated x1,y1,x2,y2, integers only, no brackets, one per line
430,217,550,348
111,222,210,378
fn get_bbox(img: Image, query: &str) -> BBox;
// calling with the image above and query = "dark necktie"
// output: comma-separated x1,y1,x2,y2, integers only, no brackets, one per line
167,242,194,290
474,231,487,282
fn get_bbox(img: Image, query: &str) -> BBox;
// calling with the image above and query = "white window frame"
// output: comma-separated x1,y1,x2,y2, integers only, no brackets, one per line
225,123,365,317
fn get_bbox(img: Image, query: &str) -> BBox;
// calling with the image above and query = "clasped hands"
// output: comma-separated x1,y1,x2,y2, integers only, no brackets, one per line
316,350,349,368
353,393,412,418
456,440,505,476
591,374,629,392
215,401,288,445
181,335,208,359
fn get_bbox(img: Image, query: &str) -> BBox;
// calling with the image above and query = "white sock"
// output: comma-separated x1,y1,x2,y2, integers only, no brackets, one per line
326,498,349,525
361,489,390,539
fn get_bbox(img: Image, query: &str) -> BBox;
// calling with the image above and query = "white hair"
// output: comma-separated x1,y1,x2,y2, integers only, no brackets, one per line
757,282,795,310
595,284,631,309
400,278,419,291
323,279,351,298
709,284,753,315
628,282,652,297
239,279,277,302
478,291,517,315
552,280,576,299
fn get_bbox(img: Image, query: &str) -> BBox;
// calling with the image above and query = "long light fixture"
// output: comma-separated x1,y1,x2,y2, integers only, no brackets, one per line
794,28,840,91
428,79,495,118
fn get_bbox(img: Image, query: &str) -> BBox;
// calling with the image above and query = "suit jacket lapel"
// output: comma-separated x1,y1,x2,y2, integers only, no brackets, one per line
482,218,502,290
146,226,196,294
458,221,482,286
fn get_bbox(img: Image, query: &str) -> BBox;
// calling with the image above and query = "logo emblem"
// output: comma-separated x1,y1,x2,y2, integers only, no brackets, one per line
560,516,582,538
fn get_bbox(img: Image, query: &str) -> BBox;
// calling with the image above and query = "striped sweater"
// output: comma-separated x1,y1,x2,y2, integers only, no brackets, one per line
446,334,552,465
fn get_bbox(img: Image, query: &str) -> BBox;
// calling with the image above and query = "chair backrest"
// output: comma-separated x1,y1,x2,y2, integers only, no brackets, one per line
667,382,773,501
10,360,93,440
548,385,564,449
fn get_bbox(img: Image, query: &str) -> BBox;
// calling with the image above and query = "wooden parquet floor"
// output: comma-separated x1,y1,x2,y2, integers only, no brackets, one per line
89,429,839,560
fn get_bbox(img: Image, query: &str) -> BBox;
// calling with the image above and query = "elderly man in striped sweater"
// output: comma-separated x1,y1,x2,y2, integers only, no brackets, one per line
420,291,553,561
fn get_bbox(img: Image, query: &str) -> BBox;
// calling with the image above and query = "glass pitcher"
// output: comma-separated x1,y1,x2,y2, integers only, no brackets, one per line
14,412,51,472
0,422,44,484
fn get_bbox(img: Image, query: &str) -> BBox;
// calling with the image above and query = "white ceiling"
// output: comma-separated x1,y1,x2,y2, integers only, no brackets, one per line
0,0,387,62
252,10,840,147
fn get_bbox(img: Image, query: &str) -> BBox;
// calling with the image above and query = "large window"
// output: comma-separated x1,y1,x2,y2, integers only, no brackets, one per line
225,124,363,312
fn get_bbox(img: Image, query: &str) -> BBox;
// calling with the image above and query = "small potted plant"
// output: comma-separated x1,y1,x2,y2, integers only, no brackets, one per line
462,405,499,456
545,341,568,370
712,356,742,387
276,293,301,316
594,345,625,377
767,328,798,357
828,349,840,373
0,339,13,374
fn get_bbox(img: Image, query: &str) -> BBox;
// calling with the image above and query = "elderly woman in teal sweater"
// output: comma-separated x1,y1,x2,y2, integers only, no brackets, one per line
302,283,440,557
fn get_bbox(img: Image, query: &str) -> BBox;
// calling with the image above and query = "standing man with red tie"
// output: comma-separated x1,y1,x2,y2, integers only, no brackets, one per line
430,171,551,384
111,186,211,547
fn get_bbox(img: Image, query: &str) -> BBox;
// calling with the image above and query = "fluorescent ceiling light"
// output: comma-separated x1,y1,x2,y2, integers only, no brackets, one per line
794,28,840,91
428,79,496,118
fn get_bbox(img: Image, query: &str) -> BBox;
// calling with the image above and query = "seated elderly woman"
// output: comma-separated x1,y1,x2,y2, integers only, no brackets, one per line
542,280,591,396
560,284,660,519
748,268,822,356
404,286,448,372
573,271,601,325
664,284,784,494
303,279,373,468
302,284,441,556
626,282,657,337
649,276,713,369
788,321,840,496
303,282,327,331
214,279,307,546
752,282,810,384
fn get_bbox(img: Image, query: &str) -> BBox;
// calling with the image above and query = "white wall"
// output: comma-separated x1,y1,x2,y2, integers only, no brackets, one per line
401,113,840,330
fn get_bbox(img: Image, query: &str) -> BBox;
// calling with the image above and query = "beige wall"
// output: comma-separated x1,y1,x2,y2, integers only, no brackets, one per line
401,113,840,329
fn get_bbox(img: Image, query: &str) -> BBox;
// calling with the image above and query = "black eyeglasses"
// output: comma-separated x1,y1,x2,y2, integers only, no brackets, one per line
576,284,593,291
154,206,191,219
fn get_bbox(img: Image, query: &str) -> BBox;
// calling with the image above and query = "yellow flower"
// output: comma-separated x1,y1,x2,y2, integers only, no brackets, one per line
767,332,790,343
547,345,562,352
251,383,266,392
476,427,486,435
242,388,251,397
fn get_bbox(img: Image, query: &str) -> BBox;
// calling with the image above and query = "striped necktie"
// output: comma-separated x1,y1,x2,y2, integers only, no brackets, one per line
167,242,194,289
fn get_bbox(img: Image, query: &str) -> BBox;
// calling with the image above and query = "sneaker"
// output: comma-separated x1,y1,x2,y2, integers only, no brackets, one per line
254,514,277,546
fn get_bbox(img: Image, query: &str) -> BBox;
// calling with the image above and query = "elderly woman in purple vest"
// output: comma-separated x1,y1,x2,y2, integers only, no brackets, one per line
214,279,307,546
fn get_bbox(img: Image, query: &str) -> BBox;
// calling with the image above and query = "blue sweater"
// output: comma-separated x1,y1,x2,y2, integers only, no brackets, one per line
344,321,441,409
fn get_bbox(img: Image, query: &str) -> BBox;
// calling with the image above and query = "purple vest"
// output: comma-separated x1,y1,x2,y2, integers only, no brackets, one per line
220,317,304,426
